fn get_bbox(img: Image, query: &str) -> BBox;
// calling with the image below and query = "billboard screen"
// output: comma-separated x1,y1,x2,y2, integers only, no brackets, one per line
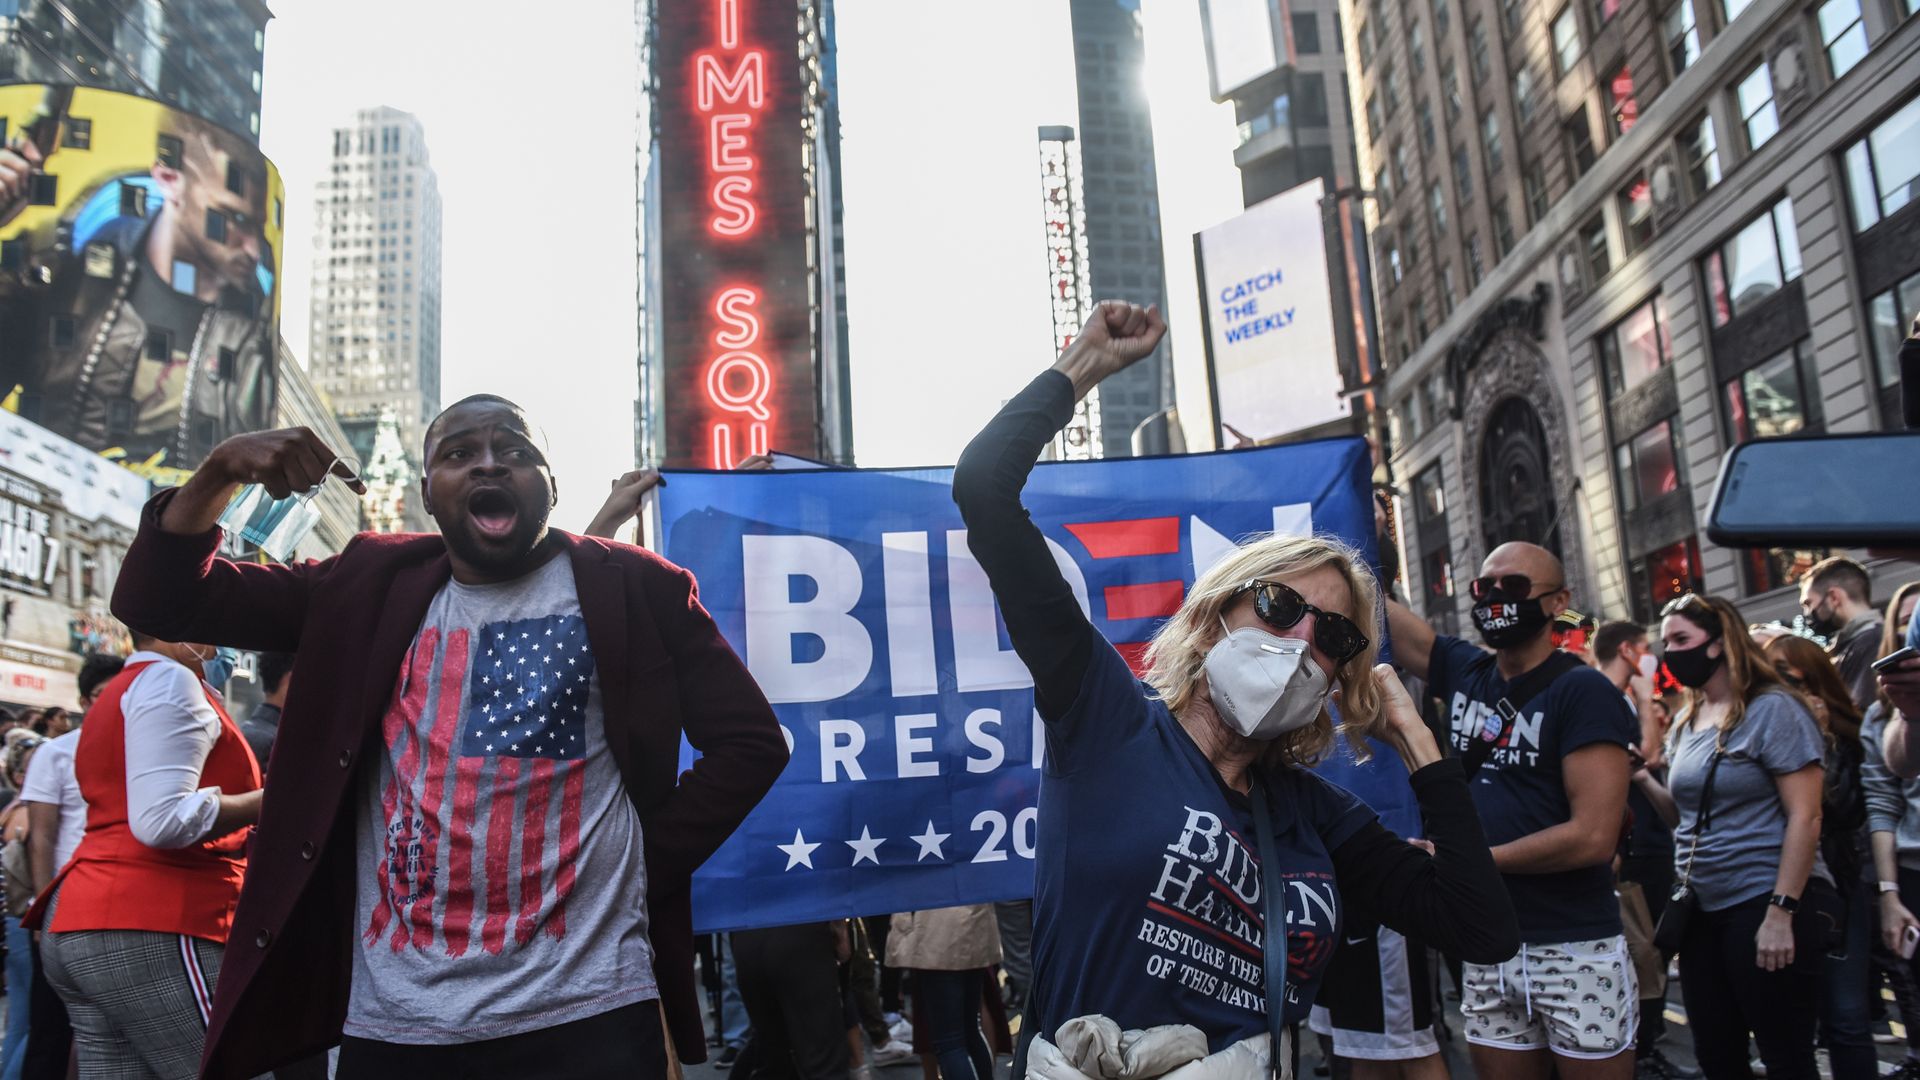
654,0,818,469
1195,178,1349,445
1201,0,1281,101
0,84,285,476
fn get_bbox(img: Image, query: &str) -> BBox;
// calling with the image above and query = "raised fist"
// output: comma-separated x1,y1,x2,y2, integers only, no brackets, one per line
1054,301,1168,398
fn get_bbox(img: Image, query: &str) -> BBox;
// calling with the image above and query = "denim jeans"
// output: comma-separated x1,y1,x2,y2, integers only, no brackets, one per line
720,935,751,1050
2,915,30,1080
914,969,993,1080
1817,883,1879,1080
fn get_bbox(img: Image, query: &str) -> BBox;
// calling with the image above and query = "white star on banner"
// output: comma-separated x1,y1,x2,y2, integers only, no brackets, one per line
778,829,820,871
910,821,950,863
846,826,886,866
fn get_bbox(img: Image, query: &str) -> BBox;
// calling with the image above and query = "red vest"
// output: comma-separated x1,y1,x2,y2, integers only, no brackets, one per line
35,660,262,942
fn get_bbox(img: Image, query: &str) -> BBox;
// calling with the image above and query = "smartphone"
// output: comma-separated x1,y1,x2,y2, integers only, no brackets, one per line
1706,432,1920,548
1902,924,1919,961
1875,646,1920,674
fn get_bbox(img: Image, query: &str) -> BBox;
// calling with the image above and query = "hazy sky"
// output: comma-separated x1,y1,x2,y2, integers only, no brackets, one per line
260,0,1244,530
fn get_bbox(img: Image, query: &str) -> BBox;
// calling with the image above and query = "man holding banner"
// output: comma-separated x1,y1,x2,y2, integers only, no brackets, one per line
950,301,1517,1077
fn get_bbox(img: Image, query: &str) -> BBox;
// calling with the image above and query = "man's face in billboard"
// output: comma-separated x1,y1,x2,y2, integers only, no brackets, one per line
152,129,265,296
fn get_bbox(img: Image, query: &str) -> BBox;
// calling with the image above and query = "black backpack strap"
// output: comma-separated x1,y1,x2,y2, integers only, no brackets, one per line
1458,650,1585,779
1249,775,1293,1080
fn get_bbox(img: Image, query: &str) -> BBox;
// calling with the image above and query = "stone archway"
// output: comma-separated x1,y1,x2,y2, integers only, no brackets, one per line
1456,328,1589,604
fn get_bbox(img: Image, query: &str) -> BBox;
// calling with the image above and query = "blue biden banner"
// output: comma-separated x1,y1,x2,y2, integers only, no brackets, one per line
658,438,1381,933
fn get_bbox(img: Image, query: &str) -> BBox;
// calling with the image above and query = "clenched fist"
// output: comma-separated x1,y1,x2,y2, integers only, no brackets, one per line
1052,300,1168,400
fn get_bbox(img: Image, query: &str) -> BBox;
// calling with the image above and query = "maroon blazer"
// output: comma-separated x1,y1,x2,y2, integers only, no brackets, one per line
111,489,788,1079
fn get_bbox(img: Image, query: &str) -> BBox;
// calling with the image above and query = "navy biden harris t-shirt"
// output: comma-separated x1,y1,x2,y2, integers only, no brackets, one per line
1027,631,1375,1052
1428,636,1635,944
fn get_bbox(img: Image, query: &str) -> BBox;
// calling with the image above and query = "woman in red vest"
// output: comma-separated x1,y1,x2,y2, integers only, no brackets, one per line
28,633,262,1080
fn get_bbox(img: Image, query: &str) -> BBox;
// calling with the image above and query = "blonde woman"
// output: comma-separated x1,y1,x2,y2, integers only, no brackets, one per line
953,302,1516,1076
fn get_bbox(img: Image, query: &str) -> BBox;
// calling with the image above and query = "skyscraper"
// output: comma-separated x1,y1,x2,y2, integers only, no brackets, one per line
0,0,270,141
307,106,443,466
1070,0,1176,457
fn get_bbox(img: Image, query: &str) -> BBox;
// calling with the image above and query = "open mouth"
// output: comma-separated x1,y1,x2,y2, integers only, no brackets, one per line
467,487,519,540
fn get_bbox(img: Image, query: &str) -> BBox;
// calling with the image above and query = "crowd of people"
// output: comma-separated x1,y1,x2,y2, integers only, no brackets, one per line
0,299,1912,1080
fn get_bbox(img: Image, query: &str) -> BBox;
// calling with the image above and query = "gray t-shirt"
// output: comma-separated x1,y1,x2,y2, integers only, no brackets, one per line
1669,689,1829,911
344,554,658,1043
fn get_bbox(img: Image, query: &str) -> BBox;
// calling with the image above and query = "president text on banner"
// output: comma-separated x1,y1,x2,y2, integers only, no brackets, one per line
657,439,1380,933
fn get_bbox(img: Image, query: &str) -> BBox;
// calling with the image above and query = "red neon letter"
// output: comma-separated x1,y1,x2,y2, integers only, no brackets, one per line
709,114,754,172
714,287,761,347
706,350,773,421
695,52,765,110
718,0,741,49
710,176,756,236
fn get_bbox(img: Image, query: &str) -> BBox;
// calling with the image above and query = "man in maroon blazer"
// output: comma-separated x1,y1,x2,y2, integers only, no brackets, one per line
110,395,789,1079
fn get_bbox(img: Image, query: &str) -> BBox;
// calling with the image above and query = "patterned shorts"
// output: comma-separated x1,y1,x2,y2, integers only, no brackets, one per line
1460,935,1638,1058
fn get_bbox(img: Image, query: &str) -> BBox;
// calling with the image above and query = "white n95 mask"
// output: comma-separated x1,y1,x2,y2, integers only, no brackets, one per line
1202,617,1331,741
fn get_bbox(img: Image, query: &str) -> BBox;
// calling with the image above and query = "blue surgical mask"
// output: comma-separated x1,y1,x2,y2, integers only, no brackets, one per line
202,647,240,691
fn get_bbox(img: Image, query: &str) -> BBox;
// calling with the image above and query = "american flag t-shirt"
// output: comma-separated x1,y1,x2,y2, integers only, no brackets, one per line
347,558,658,1043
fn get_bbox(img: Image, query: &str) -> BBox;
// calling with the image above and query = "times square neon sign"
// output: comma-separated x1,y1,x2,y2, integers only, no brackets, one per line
696,0,772,468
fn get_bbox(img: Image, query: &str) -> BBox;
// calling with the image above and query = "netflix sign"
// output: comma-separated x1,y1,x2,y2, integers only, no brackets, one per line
655,0,818,468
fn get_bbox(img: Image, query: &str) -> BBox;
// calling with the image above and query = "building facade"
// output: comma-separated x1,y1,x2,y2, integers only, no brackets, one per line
1071,0,1178,456
0,0,269,140
1353,0,1920,628
308,106,444,465
272,341,365,554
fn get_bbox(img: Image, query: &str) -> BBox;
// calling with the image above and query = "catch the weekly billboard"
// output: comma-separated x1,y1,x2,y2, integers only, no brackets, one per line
654,0,818,468
0,84,285,476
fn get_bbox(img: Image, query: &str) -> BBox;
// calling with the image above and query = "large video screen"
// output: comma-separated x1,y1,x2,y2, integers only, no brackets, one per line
0,84,285,477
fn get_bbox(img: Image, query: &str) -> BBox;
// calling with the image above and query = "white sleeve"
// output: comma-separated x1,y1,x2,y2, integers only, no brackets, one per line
16,739,66,805
121,663,224,849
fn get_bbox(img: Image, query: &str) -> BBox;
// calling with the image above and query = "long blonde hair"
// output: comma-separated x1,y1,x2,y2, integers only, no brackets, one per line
1142,533,1384,768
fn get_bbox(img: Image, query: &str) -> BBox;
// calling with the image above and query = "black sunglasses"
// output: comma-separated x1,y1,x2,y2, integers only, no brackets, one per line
1661,592,1723,635
1233,580,1371,665
1468,573,1564,603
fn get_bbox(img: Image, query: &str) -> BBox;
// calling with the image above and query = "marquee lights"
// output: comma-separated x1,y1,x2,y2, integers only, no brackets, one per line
696,0,776,468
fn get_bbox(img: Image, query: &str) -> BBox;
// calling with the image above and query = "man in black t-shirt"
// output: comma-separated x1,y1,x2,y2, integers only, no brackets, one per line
1389,542,1636,1079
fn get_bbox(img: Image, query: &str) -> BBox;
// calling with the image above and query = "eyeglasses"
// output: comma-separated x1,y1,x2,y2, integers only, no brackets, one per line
1233,580,1371,665
1468,573,1564,603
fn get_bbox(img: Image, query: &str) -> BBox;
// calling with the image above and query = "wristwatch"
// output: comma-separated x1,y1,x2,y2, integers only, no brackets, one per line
1883,881,1905,895
1769,892,1801,913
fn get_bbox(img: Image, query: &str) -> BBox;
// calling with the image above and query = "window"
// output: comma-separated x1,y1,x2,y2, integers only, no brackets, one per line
1865,272,1920,394
1470,18,1491,83
1430,181,1450,234
119,183,147,218
1583,214,1611,279
1393,143,1412,189
1817,0,1867,78
1436,0,1452,36
1600,294,1675,397
1410,19,1427,73
1376,166,1394,211
1359,19,1375,67
1737,62,1779,150
1412,466,1457,625
1630,539,1706,623
1566,110,1597,175
1505,0,1525,33
1620,175,1654,253
1665,0,1701,74
1418,99,1437,148
1443,56,1463,118
1596,0,1622,24
144,329,171,361
1442,263,1460,311
205,209,228,243
1524,164,1550,222
1453,145,1475,203
1725,341,1824,442
1724,0,1756,21
1613,420,1685,512
1494,200,1516,255
1385,64,1404,113
60,117,90,150
1683,112,1722,195
1388,243,1404,284
1367,93,1385,140
1293,11,1322,53
1514,67,1538,125
1840,93,1920,231
1553,8,1582,75
1467,233,1487,283
1297,74,1330,126
1607,65,1639,135
1703,198,1802,324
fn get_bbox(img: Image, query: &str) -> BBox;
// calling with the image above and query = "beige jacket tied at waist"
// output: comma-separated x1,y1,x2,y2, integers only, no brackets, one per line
1028,1016,1283,1080
886,904,1003,970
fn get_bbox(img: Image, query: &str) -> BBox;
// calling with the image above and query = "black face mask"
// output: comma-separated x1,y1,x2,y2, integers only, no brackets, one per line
1806,601,1844,638
1662,639,1725,688
1472,596,1551,649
